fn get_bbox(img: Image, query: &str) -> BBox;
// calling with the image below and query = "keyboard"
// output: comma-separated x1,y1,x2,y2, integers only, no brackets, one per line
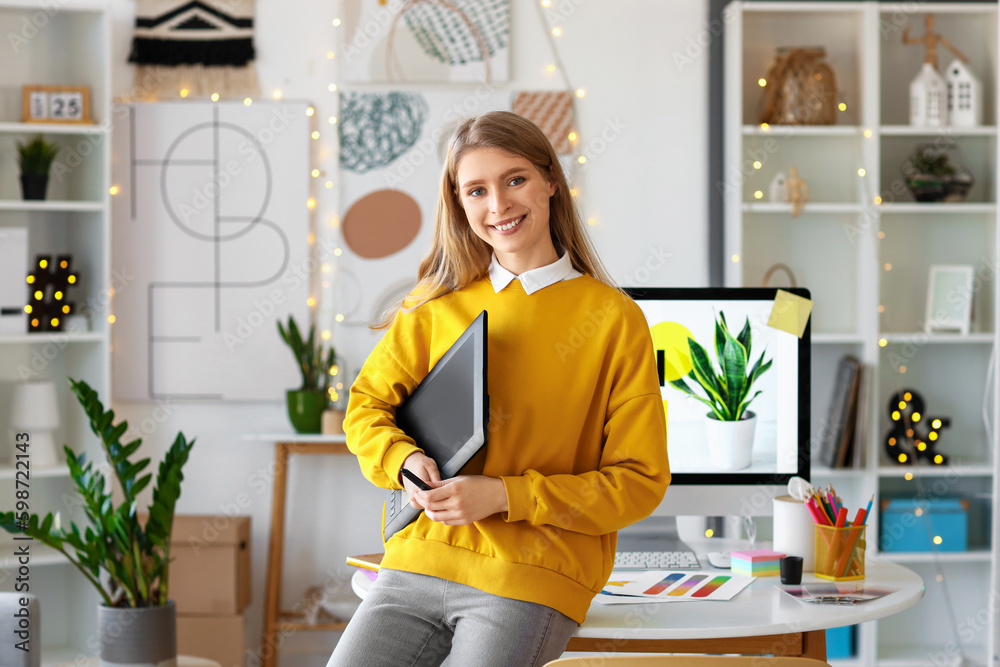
614,549,701,570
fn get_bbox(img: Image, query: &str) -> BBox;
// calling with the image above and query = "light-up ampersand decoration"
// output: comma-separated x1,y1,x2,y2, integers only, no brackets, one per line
884,388,950,465
25,255,77,333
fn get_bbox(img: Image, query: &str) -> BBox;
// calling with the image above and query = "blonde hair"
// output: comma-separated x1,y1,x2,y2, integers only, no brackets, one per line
374,111,619,329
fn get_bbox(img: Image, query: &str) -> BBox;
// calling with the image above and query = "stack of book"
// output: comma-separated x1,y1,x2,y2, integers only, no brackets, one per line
816,355,872,469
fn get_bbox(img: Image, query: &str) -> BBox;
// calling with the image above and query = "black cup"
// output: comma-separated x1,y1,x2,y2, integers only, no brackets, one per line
780,556,803,585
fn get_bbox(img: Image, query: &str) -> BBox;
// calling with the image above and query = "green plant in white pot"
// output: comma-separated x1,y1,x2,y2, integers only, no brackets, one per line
278,315,336,434
0,378,195,667
668,313,772,471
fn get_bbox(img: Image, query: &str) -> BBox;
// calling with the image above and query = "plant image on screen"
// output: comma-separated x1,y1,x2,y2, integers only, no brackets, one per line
668,312,773,471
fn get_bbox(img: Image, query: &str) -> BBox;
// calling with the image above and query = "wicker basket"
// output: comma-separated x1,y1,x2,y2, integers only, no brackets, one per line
759,47,838,125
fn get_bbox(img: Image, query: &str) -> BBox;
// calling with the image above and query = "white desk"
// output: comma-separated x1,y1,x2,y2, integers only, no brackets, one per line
350,556,924,660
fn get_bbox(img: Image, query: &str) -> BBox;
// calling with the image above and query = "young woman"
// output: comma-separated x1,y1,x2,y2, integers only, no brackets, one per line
330,111,670,667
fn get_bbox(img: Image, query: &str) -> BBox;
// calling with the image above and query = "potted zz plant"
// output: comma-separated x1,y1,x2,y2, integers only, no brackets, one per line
278,315,336,434
668,313,772,471
0,379,195,667
16,134,60,200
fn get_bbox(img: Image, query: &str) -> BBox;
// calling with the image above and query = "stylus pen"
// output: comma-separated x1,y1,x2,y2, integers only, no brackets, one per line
401,468,433,491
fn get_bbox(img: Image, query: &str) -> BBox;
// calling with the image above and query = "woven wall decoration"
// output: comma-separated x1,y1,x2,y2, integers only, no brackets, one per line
128,0,259,99
403,0,509,66
339,92,429,174
511,91,575,155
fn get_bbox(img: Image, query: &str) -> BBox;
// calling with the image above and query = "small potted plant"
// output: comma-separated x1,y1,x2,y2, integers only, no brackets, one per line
278,315,336,433
0,378,196,664
668,313,772,471
16,134,60,200
902,145,975,203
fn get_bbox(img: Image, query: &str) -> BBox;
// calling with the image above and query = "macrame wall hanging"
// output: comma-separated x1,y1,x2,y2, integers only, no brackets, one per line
128,0,259,99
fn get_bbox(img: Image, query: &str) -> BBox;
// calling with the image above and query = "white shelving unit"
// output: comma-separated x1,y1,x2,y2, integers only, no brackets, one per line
726,3,1000,665
0,1,111,658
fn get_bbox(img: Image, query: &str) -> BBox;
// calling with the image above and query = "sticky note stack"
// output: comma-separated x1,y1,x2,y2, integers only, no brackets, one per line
730,549,785,577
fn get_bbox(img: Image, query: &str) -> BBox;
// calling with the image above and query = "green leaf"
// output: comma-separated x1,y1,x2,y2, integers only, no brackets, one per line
737,317,752,353
722,337,748,416
688,339,730,418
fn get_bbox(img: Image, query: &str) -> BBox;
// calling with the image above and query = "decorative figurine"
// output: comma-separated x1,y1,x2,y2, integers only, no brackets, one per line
785,167,809,217
904,14,970,127
769,172,787,203
883,388,951,465
945,59,981,127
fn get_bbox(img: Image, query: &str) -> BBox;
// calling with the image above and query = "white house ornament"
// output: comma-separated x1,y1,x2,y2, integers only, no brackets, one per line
910,63,948,127
945,59,981,127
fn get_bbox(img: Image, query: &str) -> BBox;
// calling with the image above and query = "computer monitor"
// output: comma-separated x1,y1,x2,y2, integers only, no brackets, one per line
626,287,811,518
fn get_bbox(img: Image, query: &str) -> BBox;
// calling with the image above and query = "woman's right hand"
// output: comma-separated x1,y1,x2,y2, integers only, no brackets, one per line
400,452,441,509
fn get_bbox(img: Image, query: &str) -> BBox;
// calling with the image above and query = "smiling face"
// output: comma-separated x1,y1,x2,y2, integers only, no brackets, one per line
455,147,559,275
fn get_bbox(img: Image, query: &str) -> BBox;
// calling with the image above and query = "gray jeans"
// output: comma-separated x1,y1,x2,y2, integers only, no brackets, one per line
327,569,579,667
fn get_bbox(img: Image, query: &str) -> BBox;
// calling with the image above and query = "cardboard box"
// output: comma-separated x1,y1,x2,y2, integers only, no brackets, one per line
169,515,251,614
178,613,245,667
880,498,969,552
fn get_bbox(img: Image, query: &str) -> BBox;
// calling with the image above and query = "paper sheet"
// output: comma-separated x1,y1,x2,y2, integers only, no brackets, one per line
767,289,813,338
596,570,755,604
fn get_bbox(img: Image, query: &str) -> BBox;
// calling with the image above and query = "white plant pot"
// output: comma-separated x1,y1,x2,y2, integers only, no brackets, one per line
705,411,757,471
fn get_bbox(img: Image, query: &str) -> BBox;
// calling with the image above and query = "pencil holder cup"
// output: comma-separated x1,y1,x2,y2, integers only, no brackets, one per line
815,525,866,581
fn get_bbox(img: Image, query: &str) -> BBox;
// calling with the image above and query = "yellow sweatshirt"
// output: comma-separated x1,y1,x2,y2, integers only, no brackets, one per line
345,275,670,623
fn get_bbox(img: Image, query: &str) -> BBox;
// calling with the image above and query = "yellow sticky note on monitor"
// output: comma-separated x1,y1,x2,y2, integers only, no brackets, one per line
767,289,812,338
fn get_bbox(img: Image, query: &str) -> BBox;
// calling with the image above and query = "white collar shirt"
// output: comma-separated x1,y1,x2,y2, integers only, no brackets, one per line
487,252,583,295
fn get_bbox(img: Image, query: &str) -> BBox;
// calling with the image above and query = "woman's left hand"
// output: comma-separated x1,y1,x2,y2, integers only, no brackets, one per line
413,476,509,525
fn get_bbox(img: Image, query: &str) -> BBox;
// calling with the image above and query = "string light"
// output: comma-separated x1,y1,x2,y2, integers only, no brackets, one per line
587,217,596,226
180,89,189,98
335,314,344,322
322,330,331,340
885,263,892,271
552,27,562,36
108,315,116,324
879,338,888,347
575,88,585,98
306,107,315,116
325,181,334,189
273,90,283,99
332,18,341,26
758,78,767,87
546,64,556,74
329,116,338,124
109,186,119,195
838,103,847,111
577,156,586,164
311,131,320,139
864,129,873,138
857,168,866,177
753,191,763,199
307,297,316,307
328,84,338,92
211,93,220,102
731,254,740,263
753,161,762,169
327,51,336,59
244,98,252,106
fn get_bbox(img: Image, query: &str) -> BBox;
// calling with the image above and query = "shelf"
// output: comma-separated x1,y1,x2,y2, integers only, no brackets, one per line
0,200,104,212
877,464,994,477
812,466,867,478
879,333,995,345
0,332,106,344
813,333,866,345
878,203,997,214
880,125,997,137
0,465,69,480
742,203,864,214
878,643,987,666
0,121,107,135
742,125,862,136
878,550,992,564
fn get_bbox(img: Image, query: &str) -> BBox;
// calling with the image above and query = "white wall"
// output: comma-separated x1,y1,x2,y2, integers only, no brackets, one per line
97,0,710,664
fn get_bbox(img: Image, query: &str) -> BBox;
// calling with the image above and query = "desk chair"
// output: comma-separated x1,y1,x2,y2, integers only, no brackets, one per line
546,657,831,667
